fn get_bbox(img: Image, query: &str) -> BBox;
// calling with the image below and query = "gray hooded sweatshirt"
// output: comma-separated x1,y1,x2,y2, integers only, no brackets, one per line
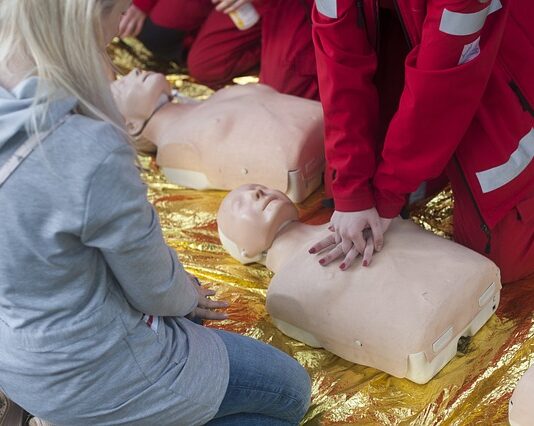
0,78,228,425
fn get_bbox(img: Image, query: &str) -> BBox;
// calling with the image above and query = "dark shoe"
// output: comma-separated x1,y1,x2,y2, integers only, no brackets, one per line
0,392,24,426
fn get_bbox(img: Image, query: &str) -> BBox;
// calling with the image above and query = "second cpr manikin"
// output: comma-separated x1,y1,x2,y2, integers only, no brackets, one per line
217,184,501,384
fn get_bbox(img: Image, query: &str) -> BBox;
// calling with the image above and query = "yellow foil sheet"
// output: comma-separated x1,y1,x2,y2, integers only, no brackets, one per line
112,40,534,425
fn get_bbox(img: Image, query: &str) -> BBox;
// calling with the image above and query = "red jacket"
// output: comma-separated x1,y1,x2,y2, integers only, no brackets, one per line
313,0,534,228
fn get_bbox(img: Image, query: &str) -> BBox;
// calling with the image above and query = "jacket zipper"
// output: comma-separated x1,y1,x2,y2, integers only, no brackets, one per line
392,0,413,49
356,0,366,29
509,80,534,117
299,0,312,25
453,156,492,254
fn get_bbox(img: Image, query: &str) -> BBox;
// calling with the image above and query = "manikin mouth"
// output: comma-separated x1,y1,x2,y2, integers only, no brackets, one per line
142,72,153,82
262,195,280,211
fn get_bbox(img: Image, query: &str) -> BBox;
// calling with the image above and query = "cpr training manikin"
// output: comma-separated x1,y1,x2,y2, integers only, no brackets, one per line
217,184,502,384
112,70,324,203
509,364,534,426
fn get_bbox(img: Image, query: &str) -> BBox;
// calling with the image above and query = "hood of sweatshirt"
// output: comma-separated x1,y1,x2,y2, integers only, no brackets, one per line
0,78,76,152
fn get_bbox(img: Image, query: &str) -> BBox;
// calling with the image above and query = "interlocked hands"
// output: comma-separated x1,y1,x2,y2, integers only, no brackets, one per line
309,208,392,270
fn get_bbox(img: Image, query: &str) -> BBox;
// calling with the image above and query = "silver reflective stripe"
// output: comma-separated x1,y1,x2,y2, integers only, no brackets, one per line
0,114,70,188
316,0,337,18
476,128,534,193
439,0,502,36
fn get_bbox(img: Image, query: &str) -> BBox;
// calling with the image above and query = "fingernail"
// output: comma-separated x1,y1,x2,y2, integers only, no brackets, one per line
339,263,345,270
309,248,316,254
319,259,325,265
376,245,383,252
363,260,368,267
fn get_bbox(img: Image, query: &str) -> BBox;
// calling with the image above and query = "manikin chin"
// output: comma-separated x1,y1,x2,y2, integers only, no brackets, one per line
217,184,502,384
112,70,325,203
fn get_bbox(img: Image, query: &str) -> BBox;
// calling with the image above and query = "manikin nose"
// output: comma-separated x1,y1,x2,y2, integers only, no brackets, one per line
253,188,265,200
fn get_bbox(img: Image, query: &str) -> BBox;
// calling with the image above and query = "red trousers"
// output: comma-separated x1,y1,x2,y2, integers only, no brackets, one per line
142,0,318,98
187,9,262,88
449,164,534,284
141,0,261,87
259,0,319,100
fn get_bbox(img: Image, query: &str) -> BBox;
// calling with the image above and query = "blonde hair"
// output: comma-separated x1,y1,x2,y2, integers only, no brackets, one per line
0,0,123,130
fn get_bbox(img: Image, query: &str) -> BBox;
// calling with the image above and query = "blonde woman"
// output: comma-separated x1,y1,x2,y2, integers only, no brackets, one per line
0,1,310,425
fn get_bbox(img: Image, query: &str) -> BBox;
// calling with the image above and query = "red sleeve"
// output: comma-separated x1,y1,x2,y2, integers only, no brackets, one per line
133,0,158,14
312,1,380,212
374,0,509,217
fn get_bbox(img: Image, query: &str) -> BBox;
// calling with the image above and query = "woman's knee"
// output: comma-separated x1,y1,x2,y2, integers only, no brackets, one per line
284,358,311,421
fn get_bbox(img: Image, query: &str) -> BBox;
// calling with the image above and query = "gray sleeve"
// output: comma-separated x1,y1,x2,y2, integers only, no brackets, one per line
81,144,198,317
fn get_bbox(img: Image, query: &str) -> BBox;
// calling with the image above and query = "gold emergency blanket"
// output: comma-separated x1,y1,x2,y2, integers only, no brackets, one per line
111,40,534,425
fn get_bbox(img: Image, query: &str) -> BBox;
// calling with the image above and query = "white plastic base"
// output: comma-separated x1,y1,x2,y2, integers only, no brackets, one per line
161,167,323,203
271,285,500,384
162,168,212,190
406,288,500,384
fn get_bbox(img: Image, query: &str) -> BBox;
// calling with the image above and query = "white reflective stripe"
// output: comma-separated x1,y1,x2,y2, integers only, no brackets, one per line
439,0,502,36
488,0,503,14
316,0,337,18
477,128,534,193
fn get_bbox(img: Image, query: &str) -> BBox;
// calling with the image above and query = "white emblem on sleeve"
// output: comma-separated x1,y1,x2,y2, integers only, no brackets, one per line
439,0,502,36
459,36,481,64
316,0,338,19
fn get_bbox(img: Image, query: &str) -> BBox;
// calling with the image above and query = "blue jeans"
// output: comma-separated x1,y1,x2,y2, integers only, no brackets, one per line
206,330,311,425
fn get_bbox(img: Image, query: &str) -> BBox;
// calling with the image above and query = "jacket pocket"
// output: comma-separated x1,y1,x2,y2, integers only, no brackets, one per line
516,196,534,224
509,80,534,117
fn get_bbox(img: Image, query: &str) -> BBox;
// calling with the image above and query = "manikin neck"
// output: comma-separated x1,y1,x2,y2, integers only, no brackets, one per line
141,97,196,145
265,221,327,273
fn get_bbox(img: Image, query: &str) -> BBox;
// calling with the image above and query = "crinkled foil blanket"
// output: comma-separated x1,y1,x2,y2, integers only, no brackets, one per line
110,40,534,425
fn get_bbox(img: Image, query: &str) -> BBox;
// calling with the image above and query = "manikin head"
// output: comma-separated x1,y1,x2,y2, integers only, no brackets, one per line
111,69,172,135
217,184,299,263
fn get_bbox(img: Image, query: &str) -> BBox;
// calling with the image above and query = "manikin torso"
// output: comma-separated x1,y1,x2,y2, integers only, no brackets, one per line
217,185,502,383
248,219,501,383
142,83,325,202
509,364,534,426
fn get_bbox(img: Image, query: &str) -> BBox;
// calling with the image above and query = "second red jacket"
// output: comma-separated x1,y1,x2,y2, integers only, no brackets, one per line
313,0,534,229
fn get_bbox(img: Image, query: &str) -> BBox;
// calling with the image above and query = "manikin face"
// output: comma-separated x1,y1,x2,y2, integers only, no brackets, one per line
111,69,171,130
217,184,299,260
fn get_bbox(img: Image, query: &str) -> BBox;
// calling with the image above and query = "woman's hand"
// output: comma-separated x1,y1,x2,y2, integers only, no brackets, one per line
309,208,391,270
188,276,229,321
119,4,147,39
212,0,254,14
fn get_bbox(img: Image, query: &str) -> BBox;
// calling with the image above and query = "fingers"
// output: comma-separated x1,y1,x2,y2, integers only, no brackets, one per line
308,234,337,254
214,0,251,13
118,19,128,38
317,245,345,266
341,238,352,255
134,19,144,38
198,297,229,310
199,287,216,297
193,308,228,321
339,246,359,270
349,231,367,255
369,218,384,252
224,0,251,13
214,0,233,12
361,236,374,267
